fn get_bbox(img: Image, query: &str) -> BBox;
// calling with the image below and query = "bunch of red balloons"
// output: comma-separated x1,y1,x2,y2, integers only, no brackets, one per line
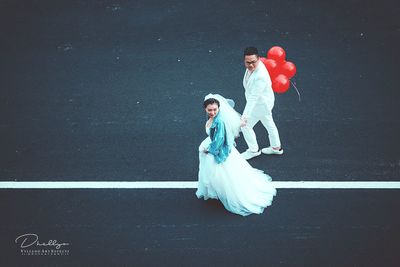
260,46,297,93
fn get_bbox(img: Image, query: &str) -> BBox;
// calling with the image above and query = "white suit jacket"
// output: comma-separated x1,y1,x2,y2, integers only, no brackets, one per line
242,62,275,118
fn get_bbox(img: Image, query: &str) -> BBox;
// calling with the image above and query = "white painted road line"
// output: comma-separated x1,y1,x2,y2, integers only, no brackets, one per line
0,181,400,189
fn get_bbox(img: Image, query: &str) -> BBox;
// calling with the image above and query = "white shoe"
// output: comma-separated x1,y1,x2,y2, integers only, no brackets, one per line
261,147,284,155
241,150,261,160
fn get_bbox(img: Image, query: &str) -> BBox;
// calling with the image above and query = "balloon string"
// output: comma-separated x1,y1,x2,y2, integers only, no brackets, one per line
290,80,301,102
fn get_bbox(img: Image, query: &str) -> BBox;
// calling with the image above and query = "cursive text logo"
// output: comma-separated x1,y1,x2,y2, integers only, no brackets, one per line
15,233,70,250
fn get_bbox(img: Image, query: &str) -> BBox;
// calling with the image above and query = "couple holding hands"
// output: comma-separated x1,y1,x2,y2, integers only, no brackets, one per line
196,47,283,216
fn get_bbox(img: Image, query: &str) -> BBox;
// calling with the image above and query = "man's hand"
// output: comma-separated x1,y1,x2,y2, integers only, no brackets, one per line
240,117,248,127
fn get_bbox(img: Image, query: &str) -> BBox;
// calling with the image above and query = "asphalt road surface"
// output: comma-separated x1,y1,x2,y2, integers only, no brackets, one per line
1,0,400,266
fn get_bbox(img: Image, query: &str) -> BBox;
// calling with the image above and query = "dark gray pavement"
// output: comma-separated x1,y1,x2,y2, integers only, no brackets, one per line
1,0,400,266
1,190,400,266
2,0,399,181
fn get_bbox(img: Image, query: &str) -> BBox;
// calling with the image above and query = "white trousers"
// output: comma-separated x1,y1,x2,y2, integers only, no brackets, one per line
241,110,281,152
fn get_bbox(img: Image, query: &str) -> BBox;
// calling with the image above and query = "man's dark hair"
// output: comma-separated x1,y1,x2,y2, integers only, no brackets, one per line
244,47,259,57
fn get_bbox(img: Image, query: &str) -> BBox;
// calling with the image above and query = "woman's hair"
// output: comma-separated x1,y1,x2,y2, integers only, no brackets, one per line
203,98,220,109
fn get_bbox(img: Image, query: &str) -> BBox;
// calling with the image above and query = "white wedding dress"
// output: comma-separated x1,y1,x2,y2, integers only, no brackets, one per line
196,126,277,216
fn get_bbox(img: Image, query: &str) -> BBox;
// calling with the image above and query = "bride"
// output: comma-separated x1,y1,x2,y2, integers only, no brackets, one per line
196,93,277,216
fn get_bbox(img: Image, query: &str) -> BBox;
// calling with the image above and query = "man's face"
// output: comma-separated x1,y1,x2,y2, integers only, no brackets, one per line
244,55,259,72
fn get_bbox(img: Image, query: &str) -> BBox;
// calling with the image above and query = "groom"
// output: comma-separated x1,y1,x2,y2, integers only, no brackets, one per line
240,47,283,160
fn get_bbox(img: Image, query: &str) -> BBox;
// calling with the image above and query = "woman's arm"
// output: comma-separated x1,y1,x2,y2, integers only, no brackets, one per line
207,120,226,156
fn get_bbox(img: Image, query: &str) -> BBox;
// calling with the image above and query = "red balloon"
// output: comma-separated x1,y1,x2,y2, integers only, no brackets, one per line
260,56,268,65
272,74,290,93
267,46,286,64
278,61,297,79
260,57,279,79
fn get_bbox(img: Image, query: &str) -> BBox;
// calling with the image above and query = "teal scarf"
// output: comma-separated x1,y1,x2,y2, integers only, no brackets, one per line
208,114,232,164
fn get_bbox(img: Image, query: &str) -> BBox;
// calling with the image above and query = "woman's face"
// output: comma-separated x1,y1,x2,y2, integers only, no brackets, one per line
205,103,219,119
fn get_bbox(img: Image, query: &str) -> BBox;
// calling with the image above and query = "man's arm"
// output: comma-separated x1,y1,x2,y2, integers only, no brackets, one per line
242,77,266,118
